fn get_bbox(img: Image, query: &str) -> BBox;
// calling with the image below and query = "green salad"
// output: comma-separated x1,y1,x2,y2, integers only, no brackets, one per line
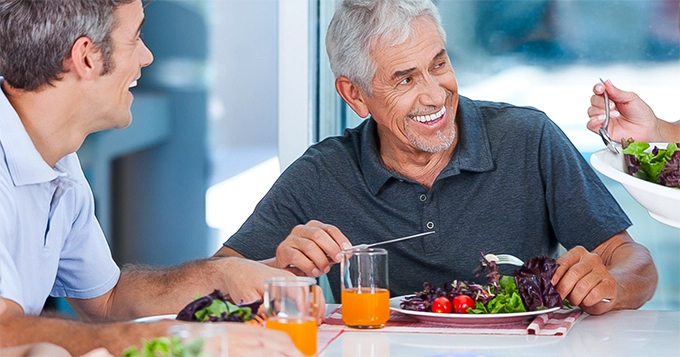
121,336,206,357
622,139,680,187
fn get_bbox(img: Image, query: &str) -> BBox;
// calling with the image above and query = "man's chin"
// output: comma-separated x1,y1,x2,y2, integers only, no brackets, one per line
114,114,133,130
408,129,456,153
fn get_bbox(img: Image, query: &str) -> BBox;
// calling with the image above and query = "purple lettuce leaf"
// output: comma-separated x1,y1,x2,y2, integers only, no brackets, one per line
659,150,680,187
399,282,440,312
513,256,562,311
473,252,501,291
622,138,641,176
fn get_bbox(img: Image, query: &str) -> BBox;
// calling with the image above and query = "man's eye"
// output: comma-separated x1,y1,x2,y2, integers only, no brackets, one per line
399,77,412,85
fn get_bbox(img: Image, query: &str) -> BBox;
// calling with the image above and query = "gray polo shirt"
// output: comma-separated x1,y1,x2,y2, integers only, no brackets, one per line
224,95,631,302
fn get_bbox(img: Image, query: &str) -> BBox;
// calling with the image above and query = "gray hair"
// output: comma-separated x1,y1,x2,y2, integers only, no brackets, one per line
0,0,136,91
325,0,446,95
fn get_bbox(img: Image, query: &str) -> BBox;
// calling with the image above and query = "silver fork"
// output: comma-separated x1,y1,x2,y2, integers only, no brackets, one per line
484,253,611,303
598,78,619,154
485,253,523,266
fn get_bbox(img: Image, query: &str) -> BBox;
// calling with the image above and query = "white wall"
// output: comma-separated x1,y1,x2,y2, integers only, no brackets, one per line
208,0,279,150
278,0,313,171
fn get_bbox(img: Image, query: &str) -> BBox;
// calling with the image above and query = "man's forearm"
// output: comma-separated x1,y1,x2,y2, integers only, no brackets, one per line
104,256,290,320
105,258,230,320
605,242,658,309
0,314,171,356
91,252,295,322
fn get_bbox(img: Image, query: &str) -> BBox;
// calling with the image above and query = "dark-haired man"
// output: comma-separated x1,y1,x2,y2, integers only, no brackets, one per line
0,1,302,356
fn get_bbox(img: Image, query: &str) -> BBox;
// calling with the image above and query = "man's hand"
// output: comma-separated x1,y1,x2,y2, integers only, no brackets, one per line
551,246,617,315
220,258,296,305
218,258,327,322
274,220,351,278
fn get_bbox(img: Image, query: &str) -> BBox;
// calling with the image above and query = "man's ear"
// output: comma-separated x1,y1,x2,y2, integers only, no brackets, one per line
335,76,370,118
63,36,100,80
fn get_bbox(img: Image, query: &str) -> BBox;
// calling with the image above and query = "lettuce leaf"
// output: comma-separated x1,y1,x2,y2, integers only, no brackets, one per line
120,336,204,357
622,139,680,187
176,289,261,323
467,276,526,314
513,256,562,311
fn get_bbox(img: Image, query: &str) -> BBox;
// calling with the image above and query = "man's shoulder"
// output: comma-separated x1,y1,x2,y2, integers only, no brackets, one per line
462,96,552,133
303,121,367,161
468,97,548,119
280,122,369,186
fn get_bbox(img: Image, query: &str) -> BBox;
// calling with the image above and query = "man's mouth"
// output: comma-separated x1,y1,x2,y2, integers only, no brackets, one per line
411,106,446,123
129,80,138,88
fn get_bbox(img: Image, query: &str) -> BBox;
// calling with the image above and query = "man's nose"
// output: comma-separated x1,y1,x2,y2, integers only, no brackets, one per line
140,40,154,67
419,74,446,106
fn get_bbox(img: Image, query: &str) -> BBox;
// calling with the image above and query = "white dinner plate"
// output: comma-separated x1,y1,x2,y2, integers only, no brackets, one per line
390,295,560,325
590,143,680,228
132,314,177,323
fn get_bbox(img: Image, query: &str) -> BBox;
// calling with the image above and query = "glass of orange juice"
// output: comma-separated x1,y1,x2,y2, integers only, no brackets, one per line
340,248,390,329
264,277,318,356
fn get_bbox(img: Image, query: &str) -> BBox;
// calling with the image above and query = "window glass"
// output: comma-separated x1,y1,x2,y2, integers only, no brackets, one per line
440,0,680,153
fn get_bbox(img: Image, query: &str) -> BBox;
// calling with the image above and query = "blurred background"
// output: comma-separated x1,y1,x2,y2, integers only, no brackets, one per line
37,0,680,313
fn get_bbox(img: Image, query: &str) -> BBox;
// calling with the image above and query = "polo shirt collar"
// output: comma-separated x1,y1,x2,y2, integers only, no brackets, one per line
360,95,495,195
0,80,62,186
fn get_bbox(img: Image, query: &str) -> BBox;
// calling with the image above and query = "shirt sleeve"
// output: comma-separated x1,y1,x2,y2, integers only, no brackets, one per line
0,239,24,306
223,152,321,260
50,175,120,299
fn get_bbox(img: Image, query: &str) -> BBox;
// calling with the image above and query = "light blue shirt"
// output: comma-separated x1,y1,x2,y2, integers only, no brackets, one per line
0,79,120,315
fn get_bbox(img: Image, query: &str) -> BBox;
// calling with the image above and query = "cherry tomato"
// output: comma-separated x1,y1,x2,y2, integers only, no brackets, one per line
453,295,475,314
430,296,452,313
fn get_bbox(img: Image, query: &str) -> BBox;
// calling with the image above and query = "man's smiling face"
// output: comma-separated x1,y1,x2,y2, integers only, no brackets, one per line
364,15,459,155
94,0,153,130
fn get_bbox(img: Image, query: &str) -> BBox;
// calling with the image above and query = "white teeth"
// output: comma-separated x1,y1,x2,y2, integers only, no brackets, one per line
412,106,446,123
129,80,137,88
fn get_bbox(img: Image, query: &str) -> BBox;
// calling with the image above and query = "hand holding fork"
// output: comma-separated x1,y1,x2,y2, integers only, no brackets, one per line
484,253,611,303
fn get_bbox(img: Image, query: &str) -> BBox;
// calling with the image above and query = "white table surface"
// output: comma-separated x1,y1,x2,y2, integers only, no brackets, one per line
317,308,680,357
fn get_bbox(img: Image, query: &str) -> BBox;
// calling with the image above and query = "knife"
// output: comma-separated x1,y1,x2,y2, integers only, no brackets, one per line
346,231,436,250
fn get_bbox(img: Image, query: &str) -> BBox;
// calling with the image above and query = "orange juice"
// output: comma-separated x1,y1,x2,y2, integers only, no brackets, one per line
266,316,317,356
341,287,390,328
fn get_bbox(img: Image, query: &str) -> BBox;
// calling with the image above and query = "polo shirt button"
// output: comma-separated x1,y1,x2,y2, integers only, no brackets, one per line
426,221,434,229
419,194,427,202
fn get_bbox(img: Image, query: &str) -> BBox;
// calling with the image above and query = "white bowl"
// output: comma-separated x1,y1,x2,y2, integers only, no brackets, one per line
590,143,680,228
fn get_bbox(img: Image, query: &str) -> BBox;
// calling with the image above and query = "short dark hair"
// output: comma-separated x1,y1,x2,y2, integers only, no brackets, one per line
0,0,137,90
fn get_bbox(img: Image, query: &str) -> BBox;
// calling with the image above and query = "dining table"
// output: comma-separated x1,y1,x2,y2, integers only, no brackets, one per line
316,305,680,357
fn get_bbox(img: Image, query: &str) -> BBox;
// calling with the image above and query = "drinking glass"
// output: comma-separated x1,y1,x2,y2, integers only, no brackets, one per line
340,248,390,328
168,323,227,357
264,276,318,356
